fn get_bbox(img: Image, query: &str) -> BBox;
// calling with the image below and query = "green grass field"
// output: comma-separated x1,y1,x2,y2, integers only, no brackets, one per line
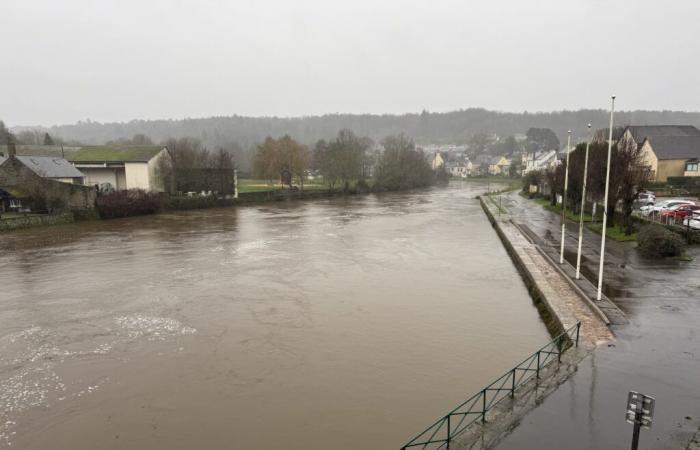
237,178,329,193
587,223,638,242
522,192,636,241
526,194,596,222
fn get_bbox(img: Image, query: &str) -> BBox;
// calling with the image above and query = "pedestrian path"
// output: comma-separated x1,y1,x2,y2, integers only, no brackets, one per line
482,198,613,347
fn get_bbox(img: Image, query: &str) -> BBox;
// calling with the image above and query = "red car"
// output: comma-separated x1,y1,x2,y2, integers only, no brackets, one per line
659,204,700,220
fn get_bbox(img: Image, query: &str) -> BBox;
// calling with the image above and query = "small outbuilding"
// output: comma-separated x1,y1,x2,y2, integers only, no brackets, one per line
69,146,170,192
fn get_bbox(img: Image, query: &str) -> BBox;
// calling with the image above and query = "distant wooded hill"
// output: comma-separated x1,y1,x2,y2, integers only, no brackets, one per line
19,108,700,150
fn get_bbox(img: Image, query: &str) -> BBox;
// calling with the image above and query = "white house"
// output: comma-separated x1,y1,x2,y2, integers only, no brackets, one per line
69,146,170,192
445,159,474,177
522,150,558,175
431,152,446,170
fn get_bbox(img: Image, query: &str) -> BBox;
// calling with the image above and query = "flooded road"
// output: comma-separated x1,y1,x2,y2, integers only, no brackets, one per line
0,182,550,450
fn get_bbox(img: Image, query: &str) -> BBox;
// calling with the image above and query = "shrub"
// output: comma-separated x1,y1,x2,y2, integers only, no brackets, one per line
637,225,685,258
96,189,162,219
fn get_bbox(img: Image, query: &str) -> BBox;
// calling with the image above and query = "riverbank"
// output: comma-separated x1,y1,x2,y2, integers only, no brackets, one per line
491,191,700,450
428,194,613,450
480,194,613,343
0,183,418,232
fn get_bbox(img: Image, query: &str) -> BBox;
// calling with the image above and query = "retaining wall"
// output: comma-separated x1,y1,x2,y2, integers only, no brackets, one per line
0,213,74,231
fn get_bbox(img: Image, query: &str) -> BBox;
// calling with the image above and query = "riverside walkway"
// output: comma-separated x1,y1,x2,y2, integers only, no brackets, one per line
480,194,613,347
489,191,700,450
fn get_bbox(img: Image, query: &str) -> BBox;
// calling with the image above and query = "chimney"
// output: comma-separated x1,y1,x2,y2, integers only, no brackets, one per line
8,142,16,159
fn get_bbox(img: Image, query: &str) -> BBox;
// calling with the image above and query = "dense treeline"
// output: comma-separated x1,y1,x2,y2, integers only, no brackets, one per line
253,130,436,192
14,109,700,159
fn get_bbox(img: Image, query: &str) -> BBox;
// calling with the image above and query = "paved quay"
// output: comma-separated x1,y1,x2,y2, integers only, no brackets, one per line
480,195,613,347
490,191,700,450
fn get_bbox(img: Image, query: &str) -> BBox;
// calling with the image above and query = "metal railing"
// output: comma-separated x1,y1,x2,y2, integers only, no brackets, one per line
399,322,581,450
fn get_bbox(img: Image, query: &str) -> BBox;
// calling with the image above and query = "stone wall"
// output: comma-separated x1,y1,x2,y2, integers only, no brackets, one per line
0,213,74,231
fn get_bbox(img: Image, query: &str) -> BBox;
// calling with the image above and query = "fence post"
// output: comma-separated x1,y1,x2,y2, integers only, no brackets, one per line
536,351,540,379
575,322,581,347
446,414,451,449
557,336,562,363
511,369,516,398
482,391,487,423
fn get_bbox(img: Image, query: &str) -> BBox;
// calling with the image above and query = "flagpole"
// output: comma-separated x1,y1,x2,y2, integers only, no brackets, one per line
576,124,592,279
560,131,572,264
597,96,616,300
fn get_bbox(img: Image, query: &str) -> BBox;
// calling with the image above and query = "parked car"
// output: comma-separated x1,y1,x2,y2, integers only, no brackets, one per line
639,199,697,216
637,191,656,206
659,204,700,220
682,216,700,230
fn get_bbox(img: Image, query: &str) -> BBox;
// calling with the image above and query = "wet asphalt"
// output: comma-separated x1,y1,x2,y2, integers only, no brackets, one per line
493,192,700,450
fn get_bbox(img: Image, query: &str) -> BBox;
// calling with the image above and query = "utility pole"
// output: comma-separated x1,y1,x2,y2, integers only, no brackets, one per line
597,96,616,301
576,124,592,279
560,131,572,264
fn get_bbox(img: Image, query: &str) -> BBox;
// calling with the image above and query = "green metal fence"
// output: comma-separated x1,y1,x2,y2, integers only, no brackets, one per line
399,322,581,450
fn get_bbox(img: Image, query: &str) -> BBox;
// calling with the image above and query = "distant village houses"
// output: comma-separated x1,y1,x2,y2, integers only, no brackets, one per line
522,150,558,175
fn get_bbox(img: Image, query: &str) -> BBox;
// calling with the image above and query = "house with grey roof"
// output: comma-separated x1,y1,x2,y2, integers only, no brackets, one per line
0,154,85,184
597,125,700,182
0,144,96,213
69,145,170,191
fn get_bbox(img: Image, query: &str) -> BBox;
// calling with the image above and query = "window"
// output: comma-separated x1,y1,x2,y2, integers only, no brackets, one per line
686,162,698,172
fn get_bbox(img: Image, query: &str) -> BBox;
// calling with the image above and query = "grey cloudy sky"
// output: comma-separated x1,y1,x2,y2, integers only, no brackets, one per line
2,0,699,127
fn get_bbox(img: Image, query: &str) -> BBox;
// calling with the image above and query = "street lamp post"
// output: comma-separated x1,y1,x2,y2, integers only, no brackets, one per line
560,131,572,264
597,96,616,301
575,124,592,279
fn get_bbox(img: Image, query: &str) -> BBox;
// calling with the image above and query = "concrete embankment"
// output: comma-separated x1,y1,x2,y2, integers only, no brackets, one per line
479,194,613,347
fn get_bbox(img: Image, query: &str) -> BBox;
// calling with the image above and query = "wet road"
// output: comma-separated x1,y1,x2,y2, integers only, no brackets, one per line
0,182,550,450
494,192,700,450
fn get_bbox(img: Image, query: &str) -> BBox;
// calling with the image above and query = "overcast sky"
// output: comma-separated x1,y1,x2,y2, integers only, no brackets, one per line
1,0,699,127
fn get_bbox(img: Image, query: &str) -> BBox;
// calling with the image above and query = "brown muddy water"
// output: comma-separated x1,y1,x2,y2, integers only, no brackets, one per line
0,182,549,450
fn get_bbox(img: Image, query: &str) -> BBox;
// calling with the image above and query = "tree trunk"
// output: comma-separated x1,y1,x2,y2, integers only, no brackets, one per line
607,204,616,228
622,201,634,235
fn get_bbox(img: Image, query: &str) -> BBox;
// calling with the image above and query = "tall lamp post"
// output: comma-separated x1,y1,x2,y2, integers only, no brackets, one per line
597,96,616,300
575,124,592,279
560,130,572,264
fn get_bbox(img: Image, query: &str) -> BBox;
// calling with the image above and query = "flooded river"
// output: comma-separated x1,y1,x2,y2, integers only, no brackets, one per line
0,182,549,450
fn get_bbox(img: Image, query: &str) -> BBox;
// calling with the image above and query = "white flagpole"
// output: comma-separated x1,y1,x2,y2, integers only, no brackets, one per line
576,124,592,279
560,131,572,264
597,97,616,300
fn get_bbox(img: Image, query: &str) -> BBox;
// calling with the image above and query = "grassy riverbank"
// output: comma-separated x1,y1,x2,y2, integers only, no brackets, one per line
520,192,639,242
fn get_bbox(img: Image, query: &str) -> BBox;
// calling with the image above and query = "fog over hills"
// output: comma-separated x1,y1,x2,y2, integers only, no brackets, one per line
22,108,700,151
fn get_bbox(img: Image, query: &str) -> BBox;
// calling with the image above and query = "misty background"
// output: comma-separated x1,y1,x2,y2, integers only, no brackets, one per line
2,0,700,170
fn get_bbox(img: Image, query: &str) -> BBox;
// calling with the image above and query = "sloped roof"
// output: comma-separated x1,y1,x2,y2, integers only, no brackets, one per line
597,125,700,142
13,156,85,178
627,125,700,140
645,135,700,160
69,146,165,163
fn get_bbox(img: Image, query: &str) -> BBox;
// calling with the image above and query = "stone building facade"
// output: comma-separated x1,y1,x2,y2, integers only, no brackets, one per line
0,154,96,213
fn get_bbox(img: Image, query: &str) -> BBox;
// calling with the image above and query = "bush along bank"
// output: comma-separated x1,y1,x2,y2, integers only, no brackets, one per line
96,189,162,219
637,225,686,258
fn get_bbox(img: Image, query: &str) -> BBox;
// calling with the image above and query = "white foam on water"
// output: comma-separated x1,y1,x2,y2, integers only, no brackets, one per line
0,317,196,447
115,315,197,340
